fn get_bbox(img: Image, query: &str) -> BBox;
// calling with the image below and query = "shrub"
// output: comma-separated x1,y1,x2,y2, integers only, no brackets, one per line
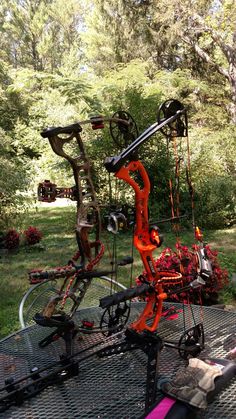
136,243,229,305
23,226,42,245
4,229,20,250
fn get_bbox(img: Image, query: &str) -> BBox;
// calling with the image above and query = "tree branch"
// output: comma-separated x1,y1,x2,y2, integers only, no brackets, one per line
192,13,236,64
182,35,230,81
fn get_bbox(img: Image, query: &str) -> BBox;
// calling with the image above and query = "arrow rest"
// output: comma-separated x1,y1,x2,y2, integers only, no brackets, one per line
107,211,128,234
157,99,188,138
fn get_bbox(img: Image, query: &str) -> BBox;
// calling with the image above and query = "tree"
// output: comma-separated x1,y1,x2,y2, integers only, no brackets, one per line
109,0,236,123
1,0,84,72
87,1,236,122
82,0,152,74
0,127,30,230
0,0,235,228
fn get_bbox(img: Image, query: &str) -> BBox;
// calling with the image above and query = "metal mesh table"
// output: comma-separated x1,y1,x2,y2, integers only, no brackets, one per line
0,302,235,418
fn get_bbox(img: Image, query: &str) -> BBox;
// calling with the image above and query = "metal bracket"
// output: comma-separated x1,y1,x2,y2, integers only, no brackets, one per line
97,328,163,411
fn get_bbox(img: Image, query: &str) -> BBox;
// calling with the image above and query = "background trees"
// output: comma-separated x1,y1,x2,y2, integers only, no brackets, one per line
0,0,235,230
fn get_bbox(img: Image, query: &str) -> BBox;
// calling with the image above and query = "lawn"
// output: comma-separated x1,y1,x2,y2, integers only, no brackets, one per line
0,203,235,339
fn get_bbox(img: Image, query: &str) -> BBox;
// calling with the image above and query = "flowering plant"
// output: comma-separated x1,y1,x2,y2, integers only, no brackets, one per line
4,229,20,250
136,242,229,305
23,226,43,245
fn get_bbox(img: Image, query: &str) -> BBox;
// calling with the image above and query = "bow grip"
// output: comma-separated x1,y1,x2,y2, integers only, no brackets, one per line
99,283,152,309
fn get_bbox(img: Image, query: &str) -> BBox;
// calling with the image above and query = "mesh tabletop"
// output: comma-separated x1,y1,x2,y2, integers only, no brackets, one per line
0,302,235,418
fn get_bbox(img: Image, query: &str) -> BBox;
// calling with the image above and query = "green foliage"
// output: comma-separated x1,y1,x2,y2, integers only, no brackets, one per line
0,128,30,230
0,1,235,232
1,0,83,71
220,283,236,305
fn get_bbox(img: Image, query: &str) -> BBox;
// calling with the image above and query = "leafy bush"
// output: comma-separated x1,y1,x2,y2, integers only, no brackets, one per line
137,243,229,305
0,129,31,231
4,229,20,250
23,226,43,245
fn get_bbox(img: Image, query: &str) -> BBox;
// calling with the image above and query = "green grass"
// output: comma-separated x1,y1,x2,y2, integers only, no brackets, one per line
0,204,236,339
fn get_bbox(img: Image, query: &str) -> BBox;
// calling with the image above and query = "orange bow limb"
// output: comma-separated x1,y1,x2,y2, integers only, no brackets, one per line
130,288,168,332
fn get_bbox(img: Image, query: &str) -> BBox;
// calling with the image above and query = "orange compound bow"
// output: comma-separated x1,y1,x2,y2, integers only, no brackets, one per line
114,159,182,332
98,100,207,411
100,99,191,334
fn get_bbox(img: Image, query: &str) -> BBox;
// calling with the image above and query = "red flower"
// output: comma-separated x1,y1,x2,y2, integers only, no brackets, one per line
5,229,20,249
24,226,43,245
135,242,229,305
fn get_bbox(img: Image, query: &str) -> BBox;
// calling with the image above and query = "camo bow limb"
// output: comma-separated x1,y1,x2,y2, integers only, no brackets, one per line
40,115,136,265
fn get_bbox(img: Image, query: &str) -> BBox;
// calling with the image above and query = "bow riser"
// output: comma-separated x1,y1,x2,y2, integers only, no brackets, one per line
48,133,101,261
115,160,167,332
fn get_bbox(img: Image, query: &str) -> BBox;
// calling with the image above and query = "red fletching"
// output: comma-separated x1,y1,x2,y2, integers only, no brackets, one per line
92,123,104,130
52,334,60,341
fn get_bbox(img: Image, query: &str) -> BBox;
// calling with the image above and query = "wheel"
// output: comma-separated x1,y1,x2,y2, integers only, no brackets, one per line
100,302,131,336
109,111,138,149
178,323,204,359
157,99,187,138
